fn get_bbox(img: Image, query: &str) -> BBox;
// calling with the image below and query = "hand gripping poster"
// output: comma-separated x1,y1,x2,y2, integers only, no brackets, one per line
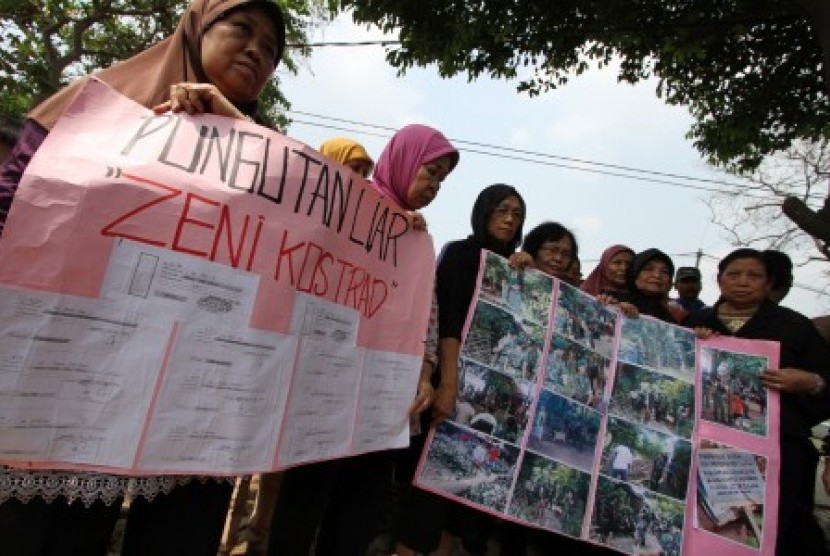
0,79,434,475
414,251,781,555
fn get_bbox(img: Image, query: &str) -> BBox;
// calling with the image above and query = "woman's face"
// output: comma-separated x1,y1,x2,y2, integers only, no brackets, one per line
605,250,633,286
405,154,454,209
346,159,372,178
634,258,672,296
486,195,524,245
201,8,279,104
718,257,771,307
534,236,574,279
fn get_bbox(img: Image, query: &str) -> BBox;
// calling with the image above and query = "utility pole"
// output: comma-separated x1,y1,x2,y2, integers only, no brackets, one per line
695,249,703,268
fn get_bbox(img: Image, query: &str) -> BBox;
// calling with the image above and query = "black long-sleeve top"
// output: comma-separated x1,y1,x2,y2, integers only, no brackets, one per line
436,238,486,341
685,299,830,438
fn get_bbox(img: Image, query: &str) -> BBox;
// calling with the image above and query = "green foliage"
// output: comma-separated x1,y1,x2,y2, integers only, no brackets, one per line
484,259,509,294
608,418,641,452
0,0,337,129
483,369,518,398
471,302,521,345
339,0,830,172
652,493,685,526
670,441,691,491
713,350,766,376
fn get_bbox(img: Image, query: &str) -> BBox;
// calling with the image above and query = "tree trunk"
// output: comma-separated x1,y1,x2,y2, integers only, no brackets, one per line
783,1,830,248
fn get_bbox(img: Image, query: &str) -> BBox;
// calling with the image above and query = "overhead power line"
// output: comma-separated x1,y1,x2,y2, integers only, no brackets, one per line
287,40,401,48
293,110,737,189
288,111,789,199
292,117,733,194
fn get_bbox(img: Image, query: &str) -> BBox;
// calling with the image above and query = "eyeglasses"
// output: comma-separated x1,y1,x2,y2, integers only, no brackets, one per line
493,206,524,220
539,244,572,260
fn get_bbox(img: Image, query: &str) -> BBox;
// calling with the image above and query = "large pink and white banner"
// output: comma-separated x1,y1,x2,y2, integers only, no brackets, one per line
0,79,434,475
414,251,780,555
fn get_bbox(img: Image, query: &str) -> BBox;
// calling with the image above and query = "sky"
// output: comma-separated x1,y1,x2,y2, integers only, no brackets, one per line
276,12,829,317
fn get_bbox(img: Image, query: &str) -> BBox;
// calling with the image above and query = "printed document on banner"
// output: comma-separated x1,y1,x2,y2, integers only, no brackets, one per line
278,339,363,467
351,349,421,454
289,292,360,346
0,286,170,468
100,238,260,325
138,325,297,473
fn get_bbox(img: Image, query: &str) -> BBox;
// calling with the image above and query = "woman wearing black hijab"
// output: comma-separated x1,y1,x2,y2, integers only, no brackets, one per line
606,248,686,324
395,183,526,556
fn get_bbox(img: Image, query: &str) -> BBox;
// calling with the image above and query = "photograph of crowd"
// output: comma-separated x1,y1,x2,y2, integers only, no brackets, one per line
419,420,520,512
479,251,554,326
618,317,695,382
553,282,617,359
527,389,601,473
545,333,611,409
700,347,769,437
590,476,685,555
610,362,694,439
455,358,533,444
461,299,546,381
507,451,591,537
601,416,691,501
696,439,766,550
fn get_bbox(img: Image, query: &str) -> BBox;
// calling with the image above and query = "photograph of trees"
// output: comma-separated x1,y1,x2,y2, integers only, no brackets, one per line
618,317,696,382
700,347,769,437
601,416,691,502
462,299,545,381
419,421,520,512
590,475,685,556
553,282,617,359
456,358,533,444
610,363,694,439
508,451,591,537
527,389,601,473
545,333,610,409
479,252,554,326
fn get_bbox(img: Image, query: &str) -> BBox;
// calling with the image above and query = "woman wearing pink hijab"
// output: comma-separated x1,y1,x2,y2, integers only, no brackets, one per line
580,244,635,297
370,123,459,210
267,124,459,556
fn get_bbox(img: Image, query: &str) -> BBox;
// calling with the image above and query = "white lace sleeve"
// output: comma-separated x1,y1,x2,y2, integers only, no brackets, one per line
0,467,235,507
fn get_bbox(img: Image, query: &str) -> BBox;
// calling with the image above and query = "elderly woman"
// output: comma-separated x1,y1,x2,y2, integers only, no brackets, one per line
580,244,634,297
601,248,686,324
685,248,830,555
0,1,285,554
515,221,579,280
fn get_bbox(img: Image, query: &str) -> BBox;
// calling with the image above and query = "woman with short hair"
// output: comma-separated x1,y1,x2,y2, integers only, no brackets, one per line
685,247,830,555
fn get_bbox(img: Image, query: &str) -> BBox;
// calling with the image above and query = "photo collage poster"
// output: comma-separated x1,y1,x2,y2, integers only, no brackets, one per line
689,335,780,556
414,251,781,555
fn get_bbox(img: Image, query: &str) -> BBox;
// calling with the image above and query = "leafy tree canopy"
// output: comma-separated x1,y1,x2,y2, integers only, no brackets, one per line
0,0,336,129
340,0,829,172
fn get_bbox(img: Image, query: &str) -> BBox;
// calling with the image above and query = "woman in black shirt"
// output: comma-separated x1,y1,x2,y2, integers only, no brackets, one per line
395,183,526,556
685,248,830,555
